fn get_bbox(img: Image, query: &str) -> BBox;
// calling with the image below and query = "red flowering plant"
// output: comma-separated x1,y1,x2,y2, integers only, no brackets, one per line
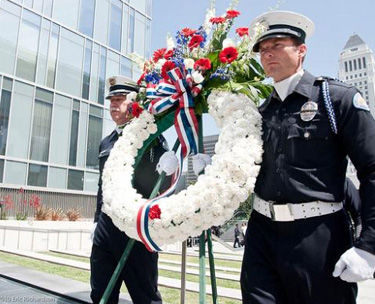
130,0,272,114
0,189,42,220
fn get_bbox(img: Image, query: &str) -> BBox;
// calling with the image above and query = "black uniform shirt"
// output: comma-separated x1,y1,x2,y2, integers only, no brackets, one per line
94,130,169,223
254,71,375,253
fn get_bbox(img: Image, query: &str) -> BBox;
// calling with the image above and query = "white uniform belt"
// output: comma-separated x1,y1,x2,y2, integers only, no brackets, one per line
253,194,343,222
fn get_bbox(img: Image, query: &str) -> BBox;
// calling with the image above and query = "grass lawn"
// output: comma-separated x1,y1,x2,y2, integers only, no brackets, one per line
0,251,241,304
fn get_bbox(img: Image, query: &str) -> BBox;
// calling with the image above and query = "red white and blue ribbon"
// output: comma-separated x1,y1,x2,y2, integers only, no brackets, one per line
137,67,202,251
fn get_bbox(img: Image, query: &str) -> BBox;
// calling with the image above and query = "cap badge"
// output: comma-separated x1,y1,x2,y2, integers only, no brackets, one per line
109,77,116,86
300,101,318,121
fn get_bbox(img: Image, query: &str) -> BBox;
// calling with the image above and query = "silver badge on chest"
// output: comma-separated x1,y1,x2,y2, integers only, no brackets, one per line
300,101,318,121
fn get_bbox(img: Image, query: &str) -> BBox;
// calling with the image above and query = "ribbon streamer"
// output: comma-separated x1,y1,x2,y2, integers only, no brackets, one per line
137,67,202,251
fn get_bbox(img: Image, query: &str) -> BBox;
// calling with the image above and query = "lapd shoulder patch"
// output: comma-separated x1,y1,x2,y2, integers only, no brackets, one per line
353,93,370,111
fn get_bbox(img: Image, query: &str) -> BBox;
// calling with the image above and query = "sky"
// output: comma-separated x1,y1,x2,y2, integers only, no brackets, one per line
151,0,375,143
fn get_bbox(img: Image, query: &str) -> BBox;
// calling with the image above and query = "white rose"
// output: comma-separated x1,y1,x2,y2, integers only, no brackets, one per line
184,58,195,69
192,71,204,84
223,38,235,48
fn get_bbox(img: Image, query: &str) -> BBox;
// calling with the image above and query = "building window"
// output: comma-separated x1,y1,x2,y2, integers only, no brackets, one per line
48,166,67,189
120,56,132,78
109,0,122,51
94,0,110,45
43,0,53,17
128,8,135,54
68,169,84,190
4,160,27,185
134,11,146,57
28,163,47,187
82,40,93,100
0,1,21,75
7,81,34,159
106,50,120,79
52,0,79,30
79,0,96,37
130,0,146,14
349,60,352,71
49,94,72,165
69,100,80,166
56,28,85,97
46,23,59,88
16,10,42,82
29,88,53,162
353,59,357,70
98,46,107,105
121,4,129,54
36,19,51,86
90,43,100,103
363,57,366,68
84,171,99,192
0,159,4,183
145,18,151,59
344,62,348,72
86,105,103,169
358,58,362,69
0,78,13,156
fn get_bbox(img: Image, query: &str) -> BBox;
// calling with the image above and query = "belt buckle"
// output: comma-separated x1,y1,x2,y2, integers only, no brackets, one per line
270,202,295,221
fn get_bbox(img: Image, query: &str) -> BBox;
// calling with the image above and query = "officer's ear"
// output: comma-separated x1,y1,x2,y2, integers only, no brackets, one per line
298,44,307,61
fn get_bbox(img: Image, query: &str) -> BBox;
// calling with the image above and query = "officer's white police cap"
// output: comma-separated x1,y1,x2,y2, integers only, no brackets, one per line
105,75,139,99
250,11,314,52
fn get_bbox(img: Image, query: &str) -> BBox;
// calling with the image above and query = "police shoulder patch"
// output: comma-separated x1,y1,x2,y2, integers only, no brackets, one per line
353,93,370,111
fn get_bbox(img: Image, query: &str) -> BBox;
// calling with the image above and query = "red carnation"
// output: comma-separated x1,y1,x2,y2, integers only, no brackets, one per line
149,204,161,220
131,102,143,118
181,27,196,37
219,47,238,64
210,16,226,24
164,49,174,60
161,60,176,80
153,48,166,62
236,27,249,37
194,58,212,71
188,35,204,50
226,10,240,19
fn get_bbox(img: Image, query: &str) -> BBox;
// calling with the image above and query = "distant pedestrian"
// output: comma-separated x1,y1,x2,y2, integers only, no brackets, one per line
233,224,240,248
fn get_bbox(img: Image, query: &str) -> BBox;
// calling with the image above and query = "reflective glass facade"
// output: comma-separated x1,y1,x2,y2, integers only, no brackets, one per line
0,0,152,194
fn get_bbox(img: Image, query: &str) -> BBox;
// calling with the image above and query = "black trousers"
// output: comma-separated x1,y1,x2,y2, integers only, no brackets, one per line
90,213,162,304
241,210,357,304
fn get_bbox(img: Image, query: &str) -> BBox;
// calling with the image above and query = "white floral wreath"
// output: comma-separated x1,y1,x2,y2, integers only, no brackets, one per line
102,90,263,249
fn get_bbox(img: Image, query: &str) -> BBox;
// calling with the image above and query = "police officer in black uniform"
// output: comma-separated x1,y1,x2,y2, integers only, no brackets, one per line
344,177,362,239
241,11,375,304
90,75,169,304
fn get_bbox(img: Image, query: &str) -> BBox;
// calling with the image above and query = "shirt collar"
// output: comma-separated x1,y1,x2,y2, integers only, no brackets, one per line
115,123,127,134
273,70,304,101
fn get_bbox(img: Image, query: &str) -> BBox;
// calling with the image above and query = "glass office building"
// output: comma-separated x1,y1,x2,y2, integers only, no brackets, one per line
0,0,151,215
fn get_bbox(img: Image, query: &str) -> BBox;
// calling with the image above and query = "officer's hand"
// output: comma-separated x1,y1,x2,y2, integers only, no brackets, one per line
192,153,212,176
333,247,375,282
156,151,178,176
90,222,97,243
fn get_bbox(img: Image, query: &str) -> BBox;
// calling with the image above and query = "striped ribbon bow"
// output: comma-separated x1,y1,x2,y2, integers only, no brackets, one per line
137,67,203,252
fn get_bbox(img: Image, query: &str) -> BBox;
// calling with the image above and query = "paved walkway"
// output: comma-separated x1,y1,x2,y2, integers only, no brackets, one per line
1,243,375,303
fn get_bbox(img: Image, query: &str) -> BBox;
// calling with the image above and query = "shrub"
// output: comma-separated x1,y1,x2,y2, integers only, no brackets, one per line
49,207,66,221
35,206,50,221
66,208,81,221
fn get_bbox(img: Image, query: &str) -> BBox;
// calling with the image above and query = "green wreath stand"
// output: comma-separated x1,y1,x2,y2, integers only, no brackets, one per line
100,114,218,304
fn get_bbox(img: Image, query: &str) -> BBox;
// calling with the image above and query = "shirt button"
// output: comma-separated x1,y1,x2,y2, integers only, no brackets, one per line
304,131,311,139
277,147,283,153
276,168,281,174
